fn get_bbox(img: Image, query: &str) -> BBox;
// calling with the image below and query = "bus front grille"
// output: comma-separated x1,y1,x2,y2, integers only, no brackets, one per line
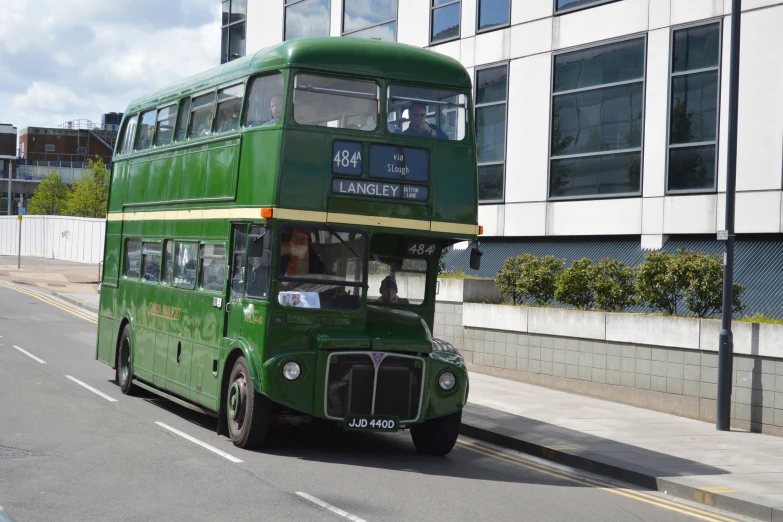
325,352,425,423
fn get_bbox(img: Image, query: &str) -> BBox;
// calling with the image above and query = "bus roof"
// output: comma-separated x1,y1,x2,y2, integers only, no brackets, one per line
127,38,472,113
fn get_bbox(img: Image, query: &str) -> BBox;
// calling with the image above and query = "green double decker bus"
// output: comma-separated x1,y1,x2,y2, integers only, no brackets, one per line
96,37,479,456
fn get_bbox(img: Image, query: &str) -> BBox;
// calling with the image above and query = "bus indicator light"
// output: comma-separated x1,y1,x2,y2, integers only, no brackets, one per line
261,208,274,219
479,226,484,235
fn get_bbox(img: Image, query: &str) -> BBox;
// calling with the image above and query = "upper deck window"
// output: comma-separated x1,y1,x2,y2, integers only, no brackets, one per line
246,73,284,128
188,92,216,139
293,74,379,132
387,85,466,141
155,105,177,146
135,110,156,151
119,115,138,155
215,84,244,134
278,226,366,311
343,0,398,41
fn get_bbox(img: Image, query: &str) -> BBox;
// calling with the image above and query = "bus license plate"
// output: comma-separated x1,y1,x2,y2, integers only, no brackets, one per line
343,415,398,432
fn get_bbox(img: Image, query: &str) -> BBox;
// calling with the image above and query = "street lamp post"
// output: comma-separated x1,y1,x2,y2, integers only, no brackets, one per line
717,0,743,431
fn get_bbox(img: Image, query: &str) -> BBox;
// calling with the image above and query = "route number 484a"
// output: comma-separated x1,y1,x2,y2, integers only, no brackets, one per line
408,243,436,256
334,149,361,168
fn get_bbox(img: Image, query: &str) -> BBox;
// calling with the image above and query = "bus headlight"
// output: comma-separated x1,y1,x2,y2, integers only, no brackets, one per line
438,371,456,391
283,361,301,381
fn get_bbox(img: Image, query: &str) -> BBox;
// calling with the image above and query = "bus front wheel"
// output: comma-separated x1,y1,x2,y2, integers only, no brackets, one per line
410,411,461,456
226,356,270,449
116,324,136,395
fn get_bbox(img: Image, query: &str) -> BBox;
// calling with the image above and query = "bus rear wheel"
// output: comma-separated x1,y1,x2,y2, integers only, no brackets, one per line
116,324,135,395
226,356,270,449
410,411,461,456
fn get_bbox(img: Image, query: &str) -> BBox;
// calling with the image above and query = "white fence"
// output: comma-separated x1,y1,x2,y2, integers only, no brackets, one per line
0,215,106,263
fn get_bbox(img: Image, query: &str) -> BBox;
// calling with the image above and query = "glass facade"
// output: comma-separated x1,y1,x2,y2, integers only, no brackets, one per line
285,0,330,41
555,0,621,14
667,23,721,192
221,0,246,64
431,0,460,44
343,0,398,41
549,38,645,199
475,65,508,202
478,0,510,32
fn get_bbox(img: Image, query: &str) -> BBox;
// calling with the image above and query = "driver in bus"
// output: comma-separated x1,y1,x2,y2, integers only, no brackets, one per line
404,103,448,140
281,228,310,277
377,276,409,305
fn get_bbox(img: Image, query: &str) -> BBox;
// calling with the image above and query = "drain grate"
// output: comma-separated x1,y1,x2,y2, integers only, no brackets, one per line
0,445,41,459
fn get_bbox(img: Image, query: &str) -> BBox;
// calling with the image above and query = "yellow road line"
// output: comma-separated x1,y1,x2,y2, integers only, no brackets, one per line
456,440,738,522
0,281,98,324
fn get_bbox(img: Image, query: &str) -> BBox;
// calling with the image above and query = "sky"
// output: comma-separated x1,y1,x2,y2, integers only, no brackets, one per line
0,0,220,135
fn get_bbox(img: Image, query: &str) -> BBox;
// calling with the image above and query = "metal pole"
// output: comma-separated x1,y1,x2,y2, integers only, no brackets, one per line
7,162,11,216
717,0,742,431
18,217,22,269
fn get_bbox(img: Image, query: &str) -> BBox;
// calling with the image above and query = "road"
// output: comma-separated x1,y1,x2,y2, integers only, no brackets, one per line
0,282,749,522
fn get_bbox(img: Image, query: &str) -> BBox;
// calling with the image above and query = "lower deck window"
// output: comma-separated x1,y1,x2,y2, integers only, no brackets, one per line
368,256,427,306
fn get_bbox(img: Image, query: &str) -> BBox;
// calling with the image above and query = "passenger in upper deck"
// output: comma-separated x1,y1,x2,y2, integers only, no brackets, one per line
259,95,282,126
403,103,448,140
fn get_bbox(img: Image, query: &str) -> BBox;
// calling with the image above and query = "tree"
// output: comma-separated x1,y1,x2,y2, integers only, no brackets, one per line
679,250,745,318
555,258,595,310
63,156,109,218
496,255,525,304
634,250,687,315
28,171,70,215
590,258,636,312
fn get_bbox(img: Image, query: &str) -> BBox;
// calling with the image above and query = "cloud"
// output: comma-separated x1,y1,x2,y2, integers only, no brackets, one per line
0,0,220,131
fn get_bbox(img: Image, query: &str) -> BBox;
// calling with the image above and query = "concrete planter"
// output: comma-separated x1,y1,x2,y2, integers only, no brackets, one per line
606,313,700,349
436,278,503,303
463,303,528,331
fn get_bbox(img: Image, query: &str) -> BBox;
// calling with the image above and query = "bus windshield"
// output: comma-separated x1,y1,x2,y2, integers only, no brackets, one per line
278,226,366,310
387,85,466,140
293,74,379,131
369,255,427,306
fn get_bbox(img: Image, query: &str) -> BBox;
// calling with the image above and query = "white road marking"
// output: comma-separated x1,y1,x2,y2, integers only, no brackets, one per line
65,375,118,402
154,422,243,463
13,345,46,364
296,492,368,522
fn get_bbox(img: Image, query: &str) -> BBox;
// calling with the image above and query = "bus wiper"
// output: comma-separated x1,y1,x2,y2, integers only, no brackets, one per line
325,224,361,260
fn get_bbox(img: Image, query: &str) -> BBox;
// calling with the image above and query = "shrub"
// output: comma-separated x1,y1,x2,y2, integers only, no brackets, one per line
495,254,565,305
634,250,687,315
555,258,595,310
590,258,636,312
679,250,744,318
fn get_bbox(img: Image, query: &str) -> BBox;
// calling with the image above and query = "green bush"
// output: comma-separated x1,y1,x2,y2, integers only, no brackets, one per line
555,258,595,310
634,250,687,315
590,258,636,312
679,250,744,318
495,254,564,305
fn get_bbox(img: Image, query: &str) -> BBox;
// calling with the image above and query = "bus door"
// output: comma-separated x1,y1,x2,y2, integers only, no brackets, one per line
224,224,248,341
239,225,271,354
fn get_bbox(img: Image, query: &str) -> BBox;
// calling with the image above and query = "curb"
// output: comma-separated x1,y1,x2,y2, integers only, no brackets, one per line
460,420,783,522
52,293,99,314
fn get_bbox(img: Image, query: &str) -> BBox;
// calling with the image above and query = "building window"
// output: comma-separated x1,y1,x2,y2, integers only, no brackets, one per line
343,0,398,41
475,64,508,202
431,0,460,44
221,0,247,64
45,144,55,152
667,23,721,193
555,0,621,14
549,37,645,199
477,0,510,33
285,0,330,41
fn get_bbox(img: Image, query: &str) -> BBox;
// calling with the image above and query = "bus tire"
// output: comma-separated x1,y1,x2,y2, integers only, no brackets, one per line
116,324,136,395
410,411,461,456
226,356,270,449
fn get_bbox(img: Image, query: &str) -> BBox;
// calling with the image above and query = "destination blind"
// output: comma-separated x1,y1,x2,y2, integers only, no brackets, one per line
331,179,428,201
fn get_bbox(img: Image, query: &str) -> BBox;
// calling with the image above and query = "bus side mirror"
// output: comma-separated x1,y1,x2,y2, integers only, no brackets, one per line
470,247,482,270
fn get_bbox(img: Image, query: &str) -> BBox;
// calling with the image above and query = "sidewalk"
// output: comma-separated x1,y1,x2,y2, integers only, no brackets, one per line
463,372,783,521
0,256,100,313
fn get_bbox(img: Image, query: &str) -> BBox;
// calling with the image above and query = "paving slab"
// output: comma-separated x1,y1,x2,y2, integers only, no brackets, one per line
463,372,783,521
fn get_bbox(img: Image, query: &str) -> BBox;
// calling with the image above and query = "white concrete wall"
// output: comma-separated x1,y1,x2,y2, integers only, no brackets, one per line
244,0,783,240
0,215,105,263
